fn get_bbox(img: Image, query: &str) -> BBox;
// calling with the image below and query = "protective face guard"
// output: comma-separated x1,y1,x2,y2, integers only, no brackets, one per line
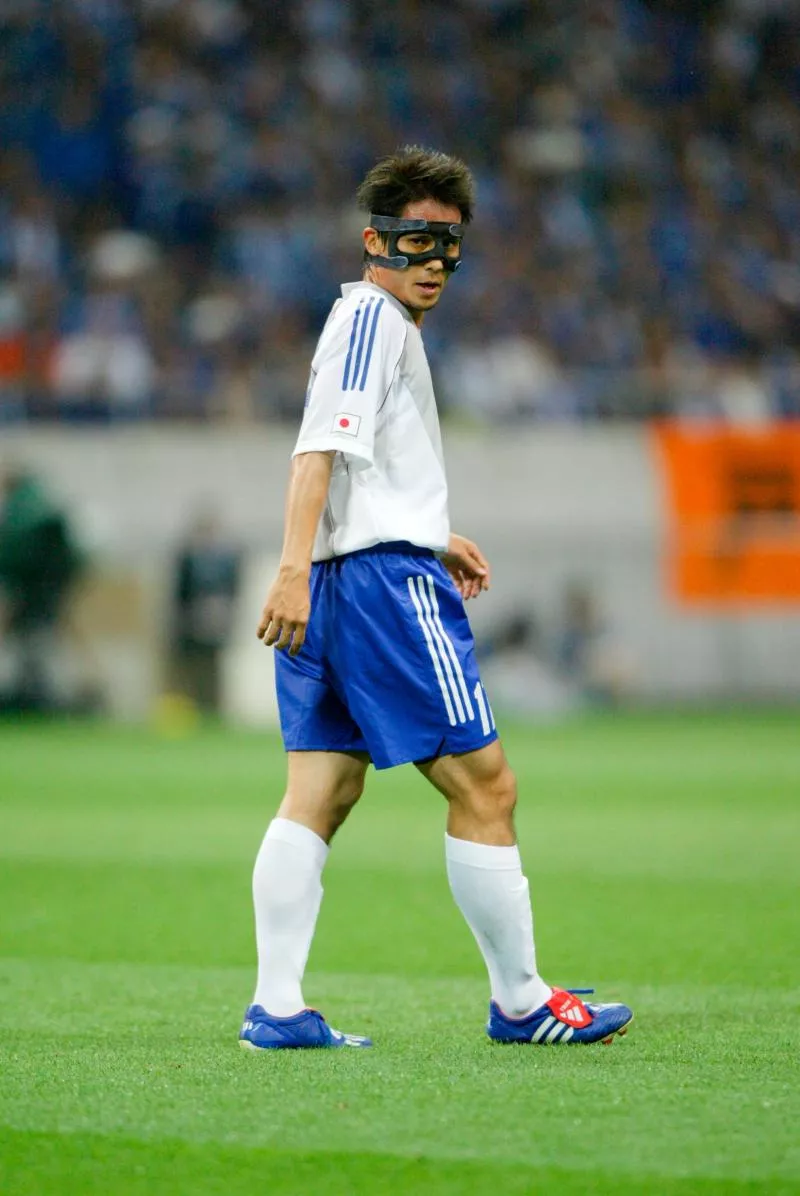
367,214,464,273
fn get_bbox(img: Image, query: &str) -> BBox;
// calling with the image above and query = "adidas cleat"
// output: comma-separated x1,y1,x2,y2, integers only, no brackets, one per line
487,987,633,1045
239,1004,372,1050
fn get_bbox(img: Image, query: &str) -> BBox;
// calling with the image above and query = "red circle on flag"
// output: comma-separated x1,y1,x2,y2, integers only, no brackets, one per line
339,418,350,428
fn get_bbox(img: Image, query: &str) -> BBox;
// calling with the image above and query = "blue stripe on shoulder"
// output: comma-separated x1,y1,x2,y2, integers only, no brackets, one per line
348,297,373,390
341,301,363,391
358,298,385,391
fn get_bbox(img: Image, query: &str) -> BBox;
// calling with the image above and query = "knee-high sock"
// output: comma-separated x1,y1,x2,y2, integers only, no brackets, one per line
445,833,551,1017
252,817,328,1015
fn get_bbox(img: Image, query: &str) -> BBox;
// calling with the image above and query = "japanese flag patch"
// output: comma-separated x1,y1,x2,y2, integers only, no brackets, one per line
332,412,361,436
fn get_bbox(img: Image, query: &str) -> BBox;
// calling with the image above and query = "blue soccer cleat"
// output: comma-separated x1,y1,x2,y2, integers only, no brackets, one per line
239,1004,372,1050
487,987,633,1045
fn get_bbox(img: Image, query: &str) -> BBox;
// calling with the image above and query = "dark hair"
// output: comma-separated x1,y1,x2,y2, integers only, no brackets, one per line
356,145,475,224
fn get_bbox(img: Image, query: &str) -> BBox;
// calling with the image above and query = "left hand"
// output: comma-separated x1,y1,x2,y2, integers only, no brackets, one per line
441,533,491,601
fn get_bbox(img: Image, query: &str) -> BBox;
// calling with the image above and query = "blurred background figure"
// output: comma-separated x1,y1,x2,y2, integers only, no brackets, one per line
553,581,635,706
0,463,84,711
170,511,241,714
478,608,578,718
477,585,636,716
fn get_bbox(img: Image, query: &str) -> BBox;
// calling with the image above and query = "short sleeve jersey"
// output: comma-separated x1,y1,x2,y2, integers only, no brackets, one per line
293,281,450,561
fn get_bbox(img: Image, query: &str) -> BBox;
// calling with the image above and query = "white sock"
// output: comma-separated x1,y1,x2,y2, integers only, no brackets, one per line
251,817,329,1016
445,833,552,1018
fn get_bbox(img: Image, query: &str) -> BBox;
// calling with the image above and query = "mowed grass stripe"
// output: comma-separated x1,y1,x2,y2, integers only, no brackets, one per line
4,1130,796,1196
2,717,798,883
1,956,798,1031
0,857,797,987
2,801,798,882
2,715,799,809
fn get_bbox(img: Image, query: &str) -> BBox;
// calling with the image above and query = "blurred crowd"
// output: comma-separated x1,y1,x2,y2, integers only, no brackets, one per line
1,0,800,425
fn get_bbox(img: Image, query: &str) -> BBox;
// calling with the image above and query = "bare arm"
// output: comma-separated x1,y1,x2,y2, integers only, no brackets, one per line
257,450,334,655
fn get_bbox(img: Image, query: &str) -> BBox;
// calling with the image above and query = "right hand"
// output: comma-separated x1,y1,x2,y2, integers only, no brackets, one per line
256,565,311,656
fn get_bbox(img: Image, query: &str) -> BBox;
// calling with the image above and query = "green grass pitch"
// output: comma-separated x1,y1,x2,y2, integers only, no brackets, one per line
1,711,799,1195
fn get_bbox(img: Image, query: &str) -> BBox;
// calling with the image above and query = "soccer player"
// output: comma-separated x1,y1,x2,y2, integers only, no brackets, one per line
239,147,633,1050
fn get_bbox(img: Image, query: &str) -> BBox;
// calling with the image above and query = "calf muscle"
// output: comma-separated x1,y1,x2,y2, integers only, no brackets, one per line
277,750,370,843
416,740,517,846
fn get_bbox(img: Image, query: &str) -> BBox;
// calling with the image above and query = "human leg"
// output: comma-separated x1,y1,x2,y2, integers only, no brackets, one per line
241,559,377,1047
274,748,369,843
418,735,518,845
251,749,368,1016
417,739,551,1016
418,740,633,1042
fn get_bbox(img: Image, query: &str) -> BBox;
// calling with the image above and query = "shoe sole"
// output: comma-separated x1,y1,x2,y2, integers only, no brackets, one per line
600,1015,633,1045
239,1038,331,1051
241,1021,634,1051
239,1037,371,1051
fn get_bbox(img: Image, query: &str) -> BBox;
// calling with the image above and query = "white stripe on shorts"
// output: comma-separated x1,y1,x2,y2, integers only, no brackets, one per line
415,575,466,723
407,576,457,726
425,574,475,721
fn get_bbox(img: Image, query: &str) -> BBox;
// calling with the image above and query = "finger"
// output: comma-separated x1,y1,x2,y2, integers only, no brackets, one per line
466,544,491,584
461,557,486,578
474,559,490,586
274,622,296,652
463,541,487,569
288,624,307,656
264,618,284,646
257,609,273,639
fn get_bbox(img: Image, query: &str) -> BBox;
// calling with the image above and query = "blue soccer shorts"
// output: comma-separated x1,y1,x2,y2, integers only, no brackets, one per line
275,542,498,770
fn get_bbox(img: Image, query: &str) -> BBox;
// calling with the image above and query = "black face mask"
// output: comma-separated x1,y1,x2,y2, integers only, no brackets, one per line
366,214,464,273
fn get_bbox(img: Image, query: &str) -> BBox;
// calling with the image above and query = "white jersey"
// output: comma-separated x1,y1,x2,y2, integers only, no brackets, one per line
293,281,450,561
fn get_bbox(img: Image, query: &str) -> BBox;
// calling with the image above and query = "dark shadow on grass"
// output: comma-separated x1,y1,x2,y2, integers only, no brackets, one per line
0,1128,793,1196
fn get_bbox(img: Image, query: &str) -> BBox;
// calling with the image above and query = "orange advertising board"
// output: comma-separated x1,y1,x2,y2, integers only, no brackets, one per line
651,423,800,605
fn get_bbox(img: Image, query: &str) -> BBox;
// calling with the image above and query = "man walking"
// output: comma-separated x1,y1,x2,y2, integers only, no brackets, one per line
241,147,633,1050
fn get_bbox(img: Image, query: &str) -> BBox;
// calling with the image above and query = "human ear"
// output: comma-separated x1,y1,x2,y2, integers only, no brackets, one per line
363,227,386,256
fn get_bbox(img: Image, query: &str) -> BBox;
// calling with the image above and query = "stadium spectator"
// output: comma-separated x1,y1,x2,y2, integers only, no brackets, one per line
0,0,799,423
